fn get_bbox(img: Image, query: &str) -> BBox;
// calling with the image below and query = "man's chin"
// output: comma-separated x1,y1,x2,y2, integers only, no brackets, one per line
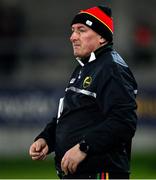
74,52,81,58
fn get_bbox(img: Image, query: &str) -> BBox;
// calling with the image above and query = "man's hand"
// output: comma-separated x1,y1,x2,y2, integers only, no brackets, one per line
29,138,49,160
61,144,87,175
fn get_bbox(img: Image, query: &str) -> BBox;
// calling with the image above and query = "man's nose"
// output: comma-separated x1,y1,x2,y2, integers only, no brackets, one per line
70,32,79,42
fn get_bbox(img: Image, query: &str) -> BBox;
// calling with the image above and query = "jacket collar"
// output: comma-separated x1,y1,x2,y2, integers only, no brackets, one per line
76,43,113,66
76,52,96,66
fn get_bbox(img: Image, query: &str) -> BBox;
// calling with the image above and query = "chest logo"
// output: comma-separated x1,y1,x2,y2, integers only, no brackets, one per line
83,76,92,88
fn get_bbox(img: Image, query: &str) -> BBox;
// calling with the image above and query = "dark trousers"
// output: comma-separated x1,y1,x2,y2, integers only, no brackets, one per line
58,171,130,179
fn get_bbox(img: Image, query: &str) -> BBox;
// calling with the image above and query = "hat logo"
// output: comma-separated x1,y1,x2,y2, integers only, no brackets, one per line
83,76,92,88
86,20,93,26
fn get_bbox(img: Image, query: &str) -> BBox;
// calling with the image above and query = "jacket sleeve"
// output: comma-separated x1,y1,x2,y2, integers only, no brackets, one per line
34,117,57,154
84,65,138,155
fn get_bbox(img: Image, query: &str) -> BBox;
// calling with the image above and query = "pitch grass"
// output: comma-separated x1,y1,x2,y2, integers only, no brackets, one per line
0,156,58,179
0,151,155,179
131,151,156,179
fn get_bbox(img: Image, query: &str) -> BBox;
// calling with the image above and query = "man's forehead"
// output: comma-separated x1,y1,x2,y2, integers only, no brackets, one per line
71,23,88,29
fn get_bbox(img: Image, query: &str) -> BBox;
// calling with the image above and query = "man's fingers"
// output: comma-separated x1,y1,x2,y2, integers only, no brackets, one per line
61,158,77,175
29,142,41,156
61,157,77,175
70,163,77,174
32,156,41,160
68,161,77,174
37,152,46,160
29,144,36,154
30,151,40,157
60,144,87,175
29,138,48,161
35,142,42,151
31,152,45,160
61,157,68,175
42,145,48,155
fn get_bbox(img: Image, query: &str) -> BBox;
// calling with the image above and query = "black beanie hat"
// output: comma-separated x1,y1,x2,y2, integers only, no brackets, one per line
71,5,114,42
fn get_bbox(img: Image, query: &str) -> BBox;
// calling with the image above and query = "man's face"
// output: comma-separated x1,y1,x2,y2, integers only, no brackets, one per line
70,23,104,58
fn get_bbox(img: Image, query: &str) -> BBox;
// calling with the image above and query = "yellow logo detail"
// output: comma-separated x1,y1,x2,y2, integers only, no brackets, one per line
83,76,92,88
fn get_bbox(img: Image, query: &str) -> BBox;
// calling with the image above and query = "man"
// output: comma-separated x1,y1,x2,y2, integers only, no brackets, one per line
29,5,138,179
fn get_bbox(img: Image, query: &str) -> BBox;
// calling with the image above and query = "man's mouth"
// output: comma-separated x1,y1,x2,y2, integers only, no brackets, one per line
73,44,80,48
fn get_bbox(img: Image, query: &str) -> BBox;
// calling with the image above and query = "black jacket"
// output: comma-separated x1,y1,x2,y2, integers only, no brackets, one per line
36,44,138,174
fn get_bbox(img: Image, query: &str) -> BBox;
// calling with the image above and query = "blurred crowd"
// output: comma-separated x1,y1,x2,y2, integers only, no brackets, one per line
0,0,155,87
0,0,26,80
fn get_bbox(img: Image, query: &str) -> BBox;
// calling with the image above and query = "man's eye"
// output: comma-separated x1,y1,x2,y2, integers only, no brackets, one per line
79,28,86,32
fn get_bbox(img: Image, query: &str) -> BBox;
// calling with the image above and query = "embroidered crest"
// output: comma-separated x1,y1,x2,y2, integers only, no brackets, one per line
83,76,92,88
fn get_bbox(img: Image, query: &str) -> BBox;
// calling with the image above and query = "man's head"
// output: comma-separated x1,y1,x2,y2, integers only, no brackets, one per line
70,5,114,58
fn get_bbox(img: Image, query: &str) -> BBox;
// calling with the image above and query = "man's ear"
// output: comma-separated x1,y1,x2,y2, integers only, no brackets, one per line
99,36,107,45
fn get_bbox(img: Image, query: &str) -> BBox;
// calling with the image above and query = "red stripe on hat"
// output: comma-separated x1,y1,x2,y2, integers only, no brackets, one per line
80,7,114,33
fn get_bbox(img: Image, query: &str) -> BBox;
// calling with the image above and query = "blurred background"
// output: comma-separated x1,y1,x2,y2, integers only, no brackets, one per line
0,0,156,179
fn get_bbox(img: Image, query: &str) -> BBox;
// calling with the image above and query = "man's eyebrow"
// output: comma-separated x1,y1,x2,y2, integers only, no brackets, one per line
78,25,86,29
72,25,86,28
71,26,86,31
